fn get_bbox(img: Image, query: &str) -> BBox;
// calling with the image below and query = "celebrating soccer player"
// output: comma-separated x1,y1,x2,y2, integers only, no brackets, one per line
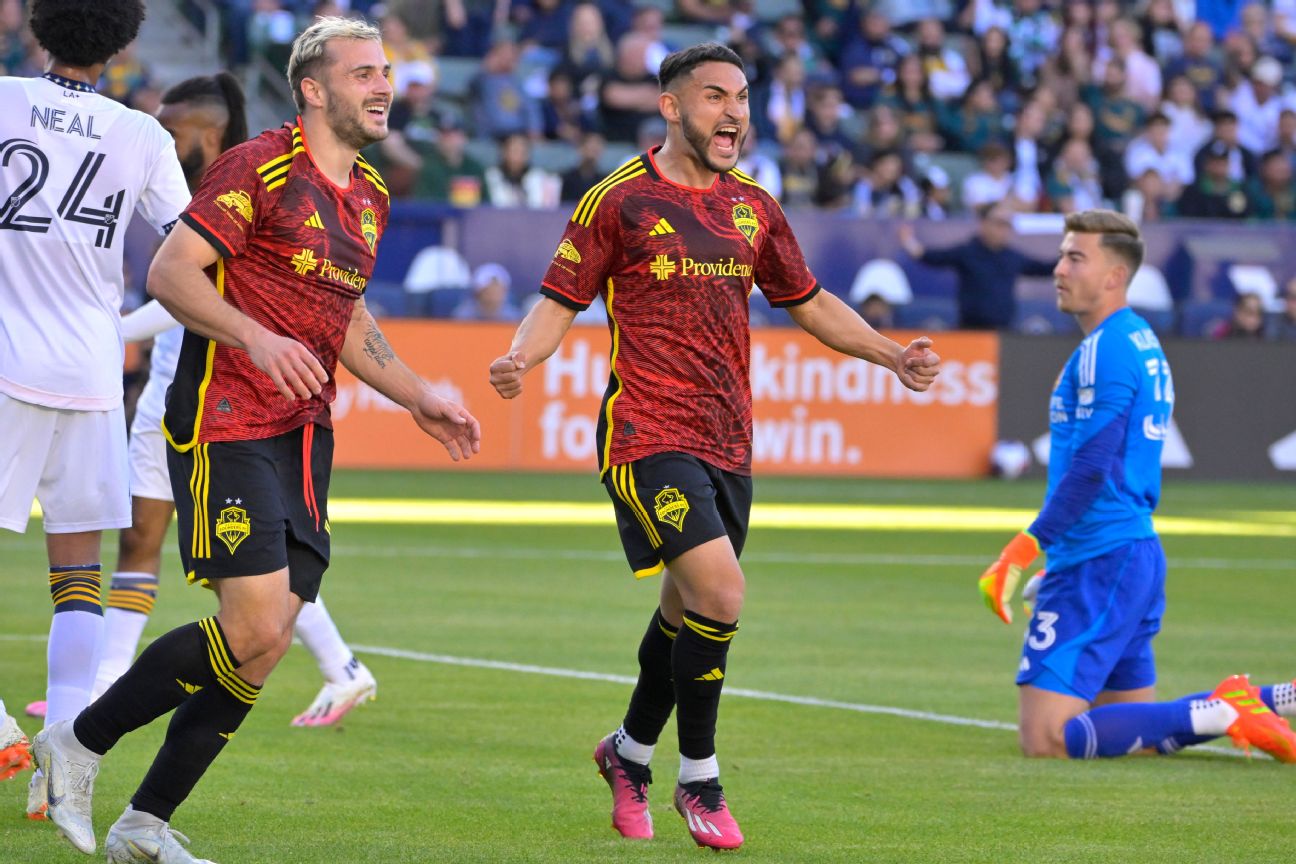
0,0,191,826
490,42,941,850
978,209,1296,763
32,17,480,862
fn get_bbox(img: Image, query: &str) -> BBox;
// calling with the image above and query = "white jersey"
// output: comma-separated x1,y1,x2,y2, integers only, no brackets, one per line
134,325,182,429
0,75,190,411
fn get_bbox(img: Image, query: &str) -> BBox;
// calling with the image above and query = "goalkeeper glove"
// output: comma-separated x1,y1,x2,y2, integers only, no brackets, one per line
978,531,1040,624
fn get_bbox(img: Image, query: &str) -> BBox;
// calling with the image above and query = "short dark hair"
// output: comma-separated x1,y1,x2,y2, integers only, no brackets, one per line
1064,209,1144,279
161,73,249,153
29,0,145,67
657,42,744,92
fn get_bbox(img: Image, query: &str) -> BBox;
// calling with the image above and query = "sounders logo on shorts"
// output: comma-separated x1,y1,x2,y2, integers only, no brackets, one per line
649,254,753,281
216,505,251,554
653,488,690,532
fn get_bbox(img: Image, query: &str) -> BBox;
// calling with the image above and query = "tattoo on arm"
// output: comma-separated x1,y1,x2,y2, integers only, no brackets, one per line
361,320,396,369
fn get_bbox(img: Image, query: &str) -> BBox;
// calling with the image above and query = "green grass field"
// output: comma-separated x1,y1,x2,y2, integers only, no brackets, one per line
1,471,1294,863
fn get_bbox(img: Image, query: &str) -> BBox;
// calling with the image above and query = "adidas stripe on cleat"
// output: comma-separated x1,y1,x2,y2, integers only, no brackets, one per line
674,778,743,850
1212,674,1296,763
593,734,653,839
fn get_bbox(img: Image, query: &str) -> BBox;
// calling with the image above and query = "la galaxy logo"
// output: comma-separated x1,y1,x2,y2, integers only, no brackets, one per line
216,190,253,222
732,203,759,246
653,488,690,532
360,207,378,255
215,506,251,554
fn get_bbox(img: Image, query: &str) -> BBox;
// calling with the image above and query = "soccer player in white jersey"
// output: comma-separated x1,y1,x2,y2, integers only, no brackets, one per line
0,0,190,818
83,74,379,737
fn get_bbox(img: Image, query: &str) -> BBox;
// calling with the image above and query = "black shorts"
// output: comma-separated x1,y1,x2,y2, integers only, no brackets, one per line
602,452,752,578
168,423,332,602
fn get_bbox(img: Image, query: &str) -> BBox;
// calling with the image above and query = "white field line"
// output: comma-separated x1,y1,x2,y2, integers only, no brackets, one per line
0,633,1249,758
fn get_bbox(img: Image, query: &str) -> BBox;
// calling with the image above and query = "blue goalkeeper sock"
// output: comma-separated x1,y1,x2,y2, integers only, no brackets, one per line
1064,701,1196,759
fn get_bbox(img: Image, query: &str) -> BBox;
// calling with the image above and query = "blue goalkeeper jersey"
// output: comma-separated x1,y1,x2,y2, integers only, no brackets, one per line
1028,307,1173,572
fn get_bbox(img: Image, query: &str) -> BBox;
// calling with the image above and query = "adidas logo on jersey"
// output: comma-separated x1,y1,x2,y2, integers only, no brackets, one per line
304,211,325,230
648,217,676,237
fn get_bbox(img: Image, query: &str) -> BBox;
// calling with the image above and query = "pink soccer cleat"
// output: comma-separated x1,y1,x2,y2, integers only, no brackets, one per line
593,734,653,839
291,662,377,727
674,779,744,850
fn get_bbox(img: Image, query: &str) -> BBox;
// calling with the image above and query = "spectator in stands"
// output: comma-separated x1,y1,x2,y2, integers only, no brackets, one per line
471,39,542,140
1220,28,1260,97
636,116,667,152
598,33,659,142
380,62,447,195
485,132,562,208
879,54,943,153
1211,292,1267,339
1276,109,1296,171
918,164,952,219
916,17,971,102
1248,149,1296,220
767,13,824,70
1165,21,1224,111
515,0,574,53
453,263,522,322
763,52,808,145
1083,57,1145,198
542,67,585,143
1194,109,1256,182
1140,0,1184,64
102,40,150,105
555,2,615,89
1268,277,1296,339
419,113,488,207
1123,112,1193,201
676,0,743,25
0,0,28,74
804,81,858,159
975,26,1021,113
1161,74,1215,161
1011,97,1049,207
1241,1,1291,62
1230,55,1287,155
897,203,1056,330
777,127,824,209
1094,17,1162,111
249,0,297,69
442,0,502,57
943,78,1008,153
1008,0,1060,89
804,0,855,63
736,127,782,200
1178,138,1252,219
853,149,922,218
560,129,605,203
855,293,896,330
1122,168,1173,223
838,8,908,110
628,5,670,73
1047,138,1106,213
382,10,436,99
962,141,1015,209
1038,25,1093,116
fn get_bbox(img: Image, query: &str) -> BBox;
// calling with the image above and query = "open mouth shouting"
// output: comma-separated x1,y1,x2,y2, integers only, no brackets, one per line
713,124,741,158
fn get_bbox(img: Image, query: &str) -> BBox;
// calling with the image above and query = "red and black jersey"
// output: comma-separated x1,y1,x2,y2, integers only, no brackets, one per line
541,147,819,476
164,119,389,448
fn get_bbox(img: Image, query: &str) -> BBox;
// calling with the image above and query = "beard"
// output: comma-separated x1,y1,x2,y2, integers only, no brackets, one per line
177,144,206,192
326,96,387,150
680,112,742,174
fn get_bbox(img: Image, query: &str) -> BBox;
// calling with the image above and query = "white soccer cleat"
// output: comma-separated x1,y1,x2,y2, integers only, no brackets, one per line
32,721,100,854
1,712,33,782
106,809,217,863
291,662,377,727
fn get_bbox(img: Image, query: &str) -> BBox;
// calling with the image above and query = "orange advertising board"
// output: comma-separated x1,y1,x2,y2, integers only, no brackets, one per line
332,321,999,477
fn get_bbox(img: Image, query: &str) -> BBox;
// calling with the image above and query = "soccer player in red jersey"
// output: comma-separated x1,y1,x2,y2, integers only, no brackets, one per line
490,42,941,850
33,18,480,862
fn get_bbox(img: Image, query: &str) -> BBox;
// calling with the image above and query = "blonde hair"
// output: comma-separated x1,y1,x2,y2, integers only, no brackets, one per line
287,16,382,112
1064,209,1144,281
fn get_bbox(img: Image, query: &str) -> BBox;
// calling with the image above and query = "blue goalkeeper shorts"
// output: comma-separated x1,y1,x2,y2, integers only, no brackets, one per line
1016,537,1166,703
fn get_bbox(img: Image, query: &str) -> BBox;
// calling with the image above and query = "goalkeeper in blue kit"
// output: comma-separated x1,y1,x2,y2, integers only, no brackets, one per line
978,209,1296,762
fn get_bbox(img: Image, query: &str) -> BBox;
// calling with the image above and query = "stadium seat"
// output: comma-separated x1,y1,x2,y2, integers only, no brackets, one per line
1178,299,1233,338
404,245,471,294
849,259,914,307
1127,264,1173,311
1015,299,1080,335
894,297,958,330
437,57,480,99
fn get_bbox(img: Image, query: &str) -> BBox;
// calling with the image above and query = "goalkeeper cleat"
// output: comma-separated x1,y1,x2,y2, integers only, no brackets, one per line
674,779,743,850
26,770,48,820
1,712,32,781
25,700,47,719
106,808,217,863
290,662,377,727
1212,675,1296,764
593,734,653,839
32,722,100,853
